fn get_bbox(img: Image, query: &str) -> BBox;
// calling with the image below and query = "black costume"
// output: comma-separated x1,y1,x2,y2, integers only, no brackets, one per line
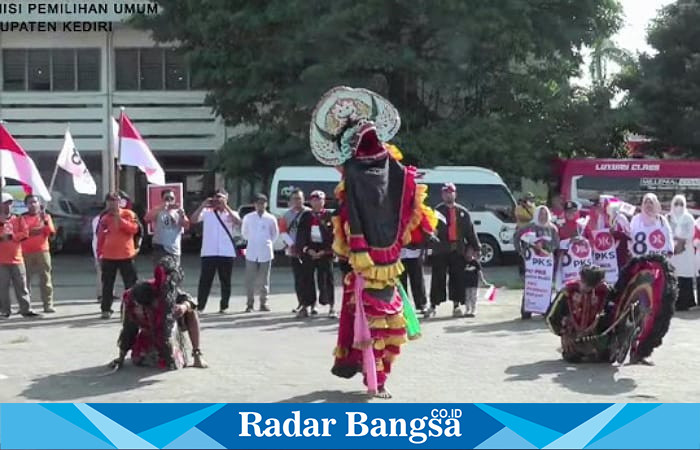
296,209,335,309
430,202,480,307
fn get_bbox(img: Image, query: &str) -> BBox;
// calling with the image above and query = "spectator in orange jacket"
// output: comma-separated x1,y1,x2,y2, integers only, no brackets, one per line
96,192,140,319
0,193,39,318
21,195,56,313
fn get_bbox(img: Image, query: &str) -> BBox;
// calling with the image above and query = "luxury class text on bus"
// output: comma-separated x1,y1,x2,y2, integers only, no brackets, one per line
555,158,700,216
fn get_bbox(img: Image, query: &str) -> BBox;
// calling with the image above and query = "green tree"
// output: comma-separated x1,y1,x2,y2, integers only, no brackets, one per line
589,38,634,88
621,0,700,155
136,0,624,185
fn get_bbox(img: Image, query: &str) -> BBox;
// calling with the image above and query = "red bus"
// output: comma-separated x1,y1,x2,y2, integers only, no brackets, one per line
554,158,700,216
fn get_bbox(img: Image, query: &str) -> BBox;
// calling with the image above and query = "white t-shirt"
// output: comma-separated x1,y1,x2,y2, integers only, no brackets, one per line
629,214,673,257
199,209,237,258
400,247,422,259
241,211,279,262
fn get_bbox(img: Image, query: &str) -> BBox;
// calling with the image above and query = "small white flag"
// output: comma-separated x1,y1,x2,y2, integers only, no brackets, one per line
56,129,97,195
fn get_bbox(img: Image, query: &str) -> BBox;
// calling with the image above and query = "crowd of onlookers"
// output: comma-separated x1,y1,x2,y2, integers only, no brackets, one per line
0,182,492,321
513,190,700,316
6,183,698,323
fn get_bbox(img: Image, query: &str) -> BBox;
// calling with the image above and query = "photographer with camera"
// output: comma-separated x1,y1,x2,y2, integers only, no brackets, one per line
190,188,241,314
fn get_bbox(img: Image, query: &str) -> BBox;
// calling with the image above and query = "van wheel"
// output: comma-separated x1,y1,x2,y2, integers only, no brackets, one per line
478,236,501,267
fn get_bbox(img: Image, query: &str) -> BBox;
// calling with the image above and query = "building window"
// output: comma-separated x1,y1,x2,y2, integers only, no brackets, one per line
28,50,51,91
115,49,138,90
115,48,196,91
77,49,100,91
140,48,164,90
2,50,26,91
1,48,100,91
165,49,188,90
52,49,75,91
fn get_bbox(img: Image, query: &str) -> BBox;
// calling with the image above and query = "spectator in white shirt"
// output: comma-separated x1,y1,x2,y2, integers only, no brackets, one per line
190,189,241,313
242,193,279,312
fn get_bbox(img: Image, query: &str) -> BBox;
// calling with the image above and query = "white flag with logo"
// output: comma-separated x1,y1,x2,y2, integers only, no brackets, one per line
56,129,97,195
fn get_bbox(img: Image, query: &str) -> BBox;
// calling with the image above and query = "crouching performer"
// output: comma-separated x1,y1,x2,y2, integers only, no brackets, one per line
110,256,208,370
547,254,676,365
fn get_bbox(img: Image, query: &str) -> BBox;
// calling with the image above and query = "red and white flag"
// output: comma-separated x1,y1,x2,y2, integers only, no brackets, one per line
56,129,97,195
0,122,51,200
113,112,165,185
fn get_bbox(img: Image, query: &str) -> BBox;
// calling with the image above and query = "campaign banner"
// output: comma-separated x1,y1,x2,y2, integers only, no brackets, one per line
591,229,619,284
555,238,593,290
2,403,700,449
146,183,184,234
631,227,671,257
523,248,554,314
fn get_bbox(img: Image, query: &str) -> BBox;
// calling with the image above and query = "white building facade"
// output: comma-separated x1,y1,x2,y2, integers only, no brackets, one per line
0,1,231,212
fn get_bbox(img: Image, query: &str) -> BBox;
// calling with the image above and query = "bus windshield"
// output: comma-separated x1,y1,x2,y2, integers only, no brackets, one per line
574,175,700,215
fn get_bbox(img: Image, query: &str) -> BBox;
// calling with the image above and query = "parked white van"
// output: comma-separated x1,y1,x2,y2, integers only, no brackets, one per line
269,165,517,265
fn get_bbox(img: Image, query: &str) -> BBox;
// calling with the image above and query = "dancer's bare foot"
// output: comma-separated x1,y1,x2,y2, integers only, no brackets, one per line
192,350,208,368
374,387,392,399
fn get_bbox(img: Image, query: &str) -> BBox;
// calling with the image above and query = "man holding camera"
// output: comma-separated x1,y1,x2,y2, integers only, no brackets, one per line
96,192,140,319
191,189,241,313
145,188,190,267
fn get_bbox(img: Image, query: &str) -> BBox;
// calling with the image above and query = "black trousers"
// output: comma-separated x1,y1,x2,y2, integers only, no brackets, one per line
677,277,696,311
300,256,334,307
430,251,467,306
101,259,138,313
197,256,234,311
399,257,427,310
291,257,305,307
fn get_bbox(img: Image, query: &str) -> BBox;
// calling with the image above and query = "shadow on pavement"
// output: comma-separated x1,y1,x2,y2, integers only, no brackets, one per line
20,364,162,401
505,359,637,396
276,390,369,403
199,313,339,332
442,318,546,334
0,313,104,331
672,309,700,321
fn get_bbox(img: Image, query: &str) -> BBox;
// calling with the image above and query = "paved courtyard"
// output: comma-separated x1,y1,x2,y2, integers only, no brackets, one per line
1,253,699,403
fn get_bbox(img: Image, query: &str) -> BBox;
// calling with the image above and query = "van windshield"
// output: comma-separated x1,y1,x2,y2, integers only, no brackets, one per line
276,180,340,210
425,183,516,222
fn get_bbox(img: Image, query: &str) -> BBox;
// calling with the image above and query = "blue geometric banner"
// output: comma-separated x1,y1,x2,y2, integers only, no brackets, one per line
1,403,699,449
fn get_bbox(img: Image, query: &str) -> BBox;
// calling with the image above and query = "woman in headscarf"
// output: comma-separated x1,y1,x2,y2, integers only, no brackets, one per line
668,194,696,310
629,193,673,258
515,205,559,319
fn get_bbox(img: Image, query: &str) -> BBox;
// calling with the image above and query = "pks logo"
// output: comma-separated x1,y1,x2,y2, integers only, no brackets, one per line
649,229,666,249
571,241,590,259
594,231,614,251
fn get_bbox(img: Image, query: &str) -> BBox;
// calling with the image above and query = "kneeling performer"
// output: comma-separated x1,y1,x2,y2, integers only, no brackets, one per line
111,256,208,370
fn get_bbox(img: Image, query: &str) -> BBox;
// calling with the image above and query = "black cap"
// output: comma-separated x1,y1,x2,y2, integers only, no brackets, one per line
564,201,578,211
254,193,268,203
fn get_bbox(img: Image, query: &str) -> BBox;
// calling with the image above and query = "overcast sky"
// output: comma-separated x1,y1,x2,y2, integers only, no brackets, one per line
616,0,675,53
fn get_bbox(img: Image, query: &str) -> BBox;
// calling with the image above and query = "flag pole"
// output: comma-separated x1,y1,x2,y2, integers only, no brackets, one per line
115,107,124,193
0,119,4,200
48,124,69,193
